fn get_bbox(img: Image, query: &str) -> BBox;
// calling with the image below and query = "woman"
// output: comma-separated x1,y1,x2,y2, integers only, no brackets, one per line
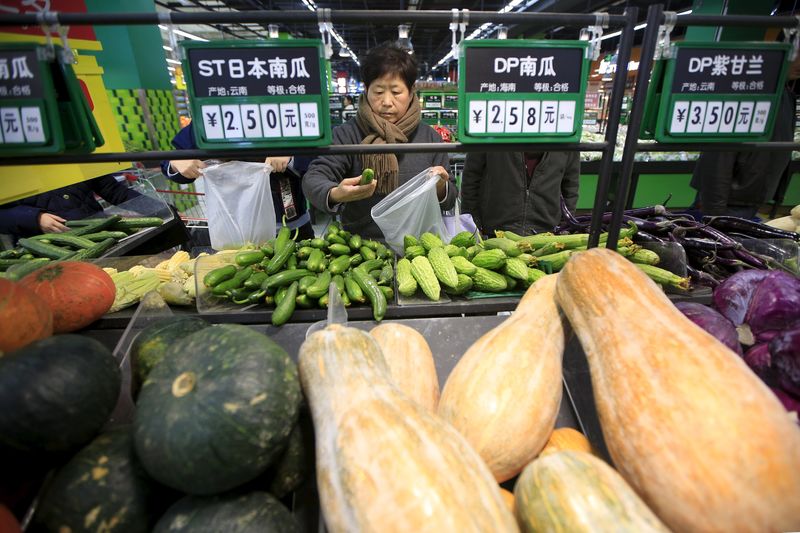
302,43,456,238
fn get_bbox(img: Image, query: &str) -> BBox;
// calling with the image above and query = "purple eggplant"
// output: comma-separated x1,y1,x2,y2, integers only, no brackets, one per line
712,270,771,326
674,301,743,355
769,327,800,398
744,271,800,336
744,343,774,383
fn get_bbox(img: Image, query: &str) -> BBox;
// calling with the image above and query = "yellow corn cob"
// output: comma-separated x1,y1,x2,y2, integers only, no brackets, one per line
103,267,118,276
109,272,162,313
167,250,190,272
184,275,196,298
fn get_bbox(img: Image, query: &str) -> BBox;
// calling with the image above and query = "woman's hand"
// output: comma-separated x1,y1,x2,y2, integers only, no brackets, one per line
329,176,378,204
431,165,450,200
170,159,206,180
265,156,291,173
38,213,69,233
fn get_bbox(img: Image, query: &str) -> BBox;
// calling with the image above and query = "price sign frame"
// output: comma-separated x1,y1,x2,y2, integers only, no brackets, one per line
0,43,64,156
182,39,331,150
457,39,589,144
650,41,790,143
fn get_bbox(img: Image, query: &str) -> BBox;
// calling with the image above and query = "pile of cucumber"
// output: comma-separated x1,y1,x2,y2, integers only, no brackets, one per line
0,216,163,280
202,220,395,326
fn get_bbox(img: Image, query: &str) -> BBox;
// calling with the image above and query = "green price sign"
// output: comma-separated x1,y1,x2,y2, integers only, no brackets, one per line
645,42,790,142
0,43,101,156
443,93,459,109
422,93,443,109
421,110,439,125
182,40,331,149
458,40,589,144
440,109,458,126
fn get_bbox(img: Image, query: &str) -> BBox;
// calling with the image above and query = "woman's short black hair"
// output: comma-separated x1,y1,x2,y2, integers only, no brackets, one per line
360,42,418,90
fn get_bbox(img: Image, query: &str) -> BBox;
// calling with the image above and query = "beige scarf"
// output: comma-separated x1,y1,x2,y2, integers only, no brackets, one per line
356,94,421,195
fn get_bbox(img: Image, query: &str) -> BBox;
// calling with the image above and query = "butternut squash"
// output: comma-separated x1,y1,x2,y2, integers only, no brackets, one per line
298,324,518,533
369,323,439,412
556,248,800,533
514,450,669,533
540,427,595,457
438,275,564,482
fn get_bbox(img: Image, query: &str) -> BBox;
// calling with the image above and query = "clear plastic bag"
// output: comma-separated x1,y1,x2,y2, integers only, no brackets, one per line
202,161,276,250
371,167,448,254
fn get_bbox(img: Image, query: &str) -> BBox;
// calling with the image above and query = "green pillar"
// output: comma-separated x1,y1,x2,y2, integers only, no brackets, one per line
84,0,180,152
686,0,771,42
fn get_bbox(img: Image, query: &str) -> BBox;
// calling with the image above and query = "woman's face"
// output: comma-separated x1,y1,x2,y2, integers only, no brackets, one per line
366,73,412,123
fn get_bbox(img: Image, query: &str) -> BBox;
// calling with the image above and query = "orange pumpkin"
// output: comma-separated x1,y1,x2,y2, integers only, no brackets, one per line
369,323,439,412
556,248,800,532
499,487,516,516
19,262,115,333
0,279,52,353
540,427,595,457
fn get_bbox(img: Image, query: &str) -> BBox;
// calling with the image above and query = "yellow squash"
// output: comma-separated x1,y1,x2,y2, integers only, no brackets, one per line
369,323,440,412
437,275,564,482
556,248,800,532
540,427,595,456
514,450,669,533
298,324,518,533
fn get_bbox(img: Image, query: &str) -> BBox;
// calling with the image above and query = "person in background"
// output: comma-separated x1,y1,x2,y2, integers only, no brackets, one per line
161,125,315,239
690,40,800,219
461,151,580,236
343,95,355,110
302,43,456,238
0,174,143,240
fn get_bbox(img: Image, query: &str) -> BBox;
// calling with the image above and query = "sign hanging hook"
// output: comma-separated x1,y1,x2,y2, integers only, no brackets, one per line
318,8,333,60
782,15,800,61
36,10,57,62
449,9,469,60
579,12,608,60
56,23,75,64
654,11,677,60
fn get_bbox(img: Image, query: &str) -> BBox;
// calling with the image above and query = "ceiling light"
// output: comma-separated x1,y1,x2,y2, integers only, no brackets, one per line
599,9,692,41
158,24,208,42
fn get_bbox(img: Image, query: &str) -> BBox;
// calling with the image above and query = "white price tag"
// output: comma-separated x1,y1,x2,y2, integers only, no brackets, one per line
299,102,320,137
467,100,487,133
221,105,243,139
21,107,45,143
279,103,301,137
556,101,576,133
718,101,738,133
734,101,755,133
702,101,723,133
670,101,689,133
260,104,281,138
522,100,541,133
201,105,224,140
487,101,506,133
1,107,24,143
539,101,558,133
240,104,262,138
686,101,706,133
750,101,771,134
504,101,523,133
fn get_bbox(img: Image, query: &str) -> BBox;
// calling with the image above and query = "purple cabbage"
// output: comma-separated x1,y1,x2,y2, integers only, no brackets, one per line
712,270,770,326
770,327,800,398
674,301,743,355
743,343,774,383
744,271,800,336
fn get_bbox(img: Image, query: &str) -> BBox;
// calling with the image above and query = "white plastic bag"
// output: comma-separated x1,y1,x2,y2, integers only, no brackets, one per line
371,167,448,254
202,161,276,250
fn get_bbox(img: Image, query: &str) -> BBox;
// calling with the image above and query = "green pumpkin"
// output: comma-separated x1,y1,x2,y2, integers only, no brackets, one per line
0,335,120,453
32,426,173,533
266,418,311,499
130,316,209,386
134,324,302,494
153,491,300,533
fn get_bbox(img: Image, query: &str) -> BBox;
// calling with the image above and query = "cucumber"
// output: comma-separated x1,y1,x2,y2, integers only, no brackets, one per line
0,258,28,270
18,238,72,260
272,281,298,326
351,266,387,322
5,258,50,281
69,238,116,260
204,265,238,288
82,231,128,242
261,269,313,291
32,233,95,249
306,271,332,300
360,168,374,185
110,217,163,230
67,215,122,237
